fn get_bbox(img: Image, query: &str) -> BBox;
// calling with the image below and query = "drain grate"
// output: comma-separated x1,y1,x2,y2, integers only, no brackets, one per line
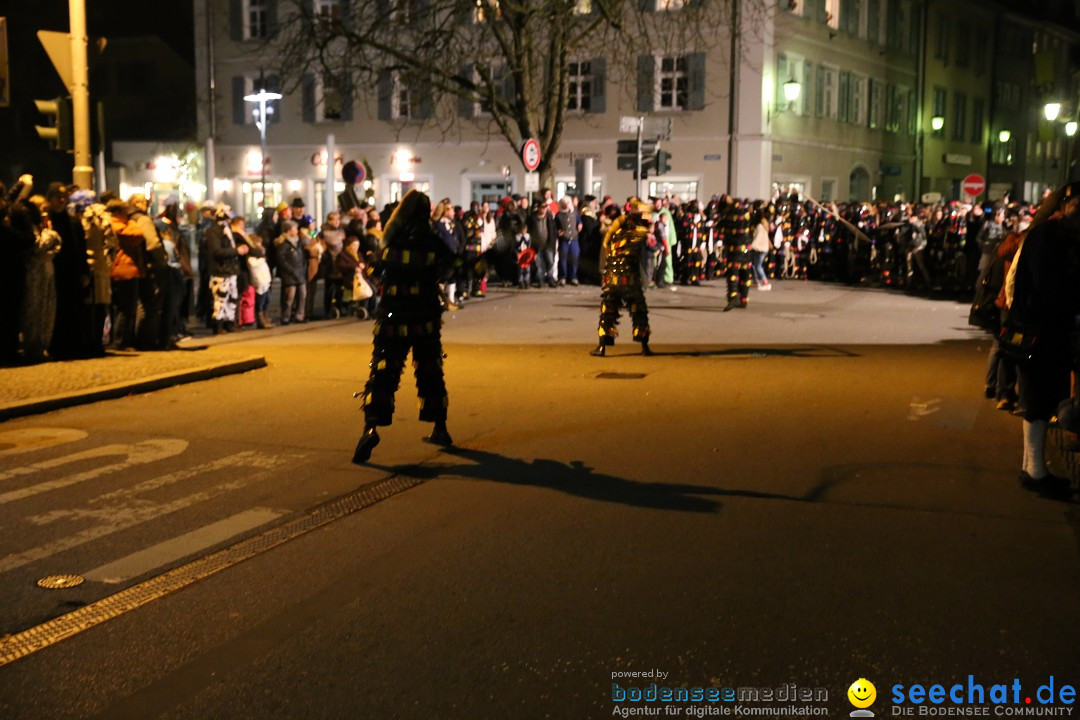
36,575,85,590
0,473,423,668
595,372,647,380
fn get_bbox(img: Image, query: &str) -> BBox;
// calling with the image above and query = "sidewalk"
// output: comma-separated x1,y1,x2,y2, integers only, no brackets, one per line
0,317,350,421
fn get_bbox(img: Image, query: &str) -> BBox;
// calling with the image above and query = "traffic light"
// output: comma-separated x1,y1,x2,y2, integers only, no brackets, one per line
616,139,658,175
655,150,672,175
34,97,73,151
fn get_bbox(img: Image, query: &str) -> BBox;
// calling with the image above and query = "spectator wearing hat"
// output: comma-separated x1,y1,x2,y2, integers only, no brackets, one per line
128,193,167,349
156,199,189,346
204,205,248,333
289,197,313,227
274,219,307,324
528,200,557,287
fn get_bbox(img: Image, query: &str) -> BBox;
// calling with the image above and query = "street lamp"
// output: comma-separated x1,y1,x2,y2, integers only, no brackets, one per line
931,115,945,133
783,78,802,104
998,129,1011,143
1044,103,1061,122
244,86,283,219
1067,121,1078,138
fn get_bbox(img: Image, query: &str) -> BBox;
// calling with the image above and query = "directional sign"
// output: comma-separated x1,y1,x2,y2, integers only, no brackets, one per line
520,138,541,172
37,30,107,93
962,173,986,198
620,116,642,133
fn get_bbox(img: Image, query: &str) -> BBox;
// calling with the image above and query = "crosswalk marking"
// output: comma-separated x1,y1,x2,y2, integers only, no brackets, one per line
82,508,286,584
0,451,297,574
0,439,189,504
0,428,88,457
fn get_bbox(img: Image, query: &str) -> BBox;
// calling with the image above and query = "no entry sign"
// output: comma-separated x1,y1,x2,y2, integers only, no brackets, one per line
520,138,541,172
962,173,986,198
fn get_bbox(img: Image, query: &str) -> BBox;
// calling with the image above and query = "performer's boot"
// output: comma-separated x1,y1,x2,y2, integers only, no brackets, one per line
723,298,740,312
424,422,453,447
352,425,380,465
640,341,654,356
590,343,607,357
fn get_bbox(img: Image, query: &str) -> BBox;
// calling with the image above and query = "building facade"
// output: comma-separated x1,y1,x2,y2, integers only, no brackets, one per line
112,0,1079,219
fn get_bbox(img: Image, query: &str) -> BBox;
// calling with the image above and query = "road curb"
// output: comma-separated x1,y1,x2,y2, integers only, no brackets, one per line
0,355,268,421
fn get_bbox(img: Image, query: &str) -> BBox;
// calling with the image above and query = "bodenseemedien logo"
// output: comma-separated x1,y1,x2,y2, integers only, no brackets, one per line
849,679,878,718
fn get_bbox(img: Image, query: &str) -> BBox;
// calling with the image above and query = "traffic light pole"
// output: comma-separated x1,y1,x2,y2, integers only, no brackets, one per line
69,0,93,189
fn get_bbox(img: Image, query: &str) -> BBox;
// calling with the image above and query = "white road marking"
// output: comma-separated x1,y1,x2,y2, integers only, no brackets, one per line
0,428,88,457
0,439,189,504
0,452,298,574
82,508,286,584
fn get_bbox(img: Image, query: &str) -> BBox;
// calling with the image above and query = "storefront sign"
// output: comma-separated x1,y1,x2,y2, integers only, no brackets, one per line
944,154,973,165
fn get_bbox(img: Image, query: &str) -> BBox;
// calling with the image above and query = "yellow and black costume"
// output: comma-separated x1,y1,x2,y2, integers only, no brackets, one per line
591,200,653,357
723,198,754,310
353,190,455,464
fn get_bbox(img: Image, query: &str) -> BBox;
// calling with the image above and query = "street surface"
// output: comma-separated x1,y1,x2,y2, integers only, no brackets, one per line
0,281,1077,720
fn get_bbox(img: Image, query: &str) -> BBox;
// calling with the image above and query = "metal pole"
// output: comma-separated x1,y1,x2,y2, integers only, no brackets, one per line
258,98,267,219
69,0,92,189
636,115,644,199
325,133,336,218
204,0,217,200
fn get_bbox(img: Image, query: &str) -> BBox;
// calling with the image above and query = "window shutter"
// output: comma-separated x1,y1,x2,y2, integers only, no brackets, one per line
232,76,247,124
687,52,706,111
776,55,788,108
340,72,354,122
458,65,475,119
838,72,850,123
802,61,812,116
867,0,880,43
230,0,244,41
302,74,316,123
418,91,434,120
816,0,827,24
815,65,825,117
265,75,282,124
266,0,278,36
378,69,392,121
589,57,606,114
376,0,390,19
636,55,654,113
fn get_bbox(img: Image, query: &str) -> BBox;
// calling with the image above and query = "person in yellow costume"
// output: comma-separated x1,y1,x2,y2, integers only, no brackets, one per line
591,198,654,357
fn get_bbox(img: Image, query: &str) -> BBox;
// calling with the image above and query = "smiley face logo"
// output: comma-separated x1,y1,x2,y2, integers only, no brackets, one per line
848,679,877,709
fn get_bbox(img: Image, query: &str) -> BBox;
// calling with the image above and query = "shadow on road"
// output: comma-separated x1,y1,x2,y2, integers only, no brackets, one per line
371,447,813,513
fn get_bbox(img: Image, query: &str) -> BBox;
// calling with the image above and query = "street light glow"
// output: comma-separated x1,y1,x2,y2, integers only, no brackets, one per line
998,129,1011,143
783,79,802,103
1044,102,1061,122
243,90,283,103
931,116,944,131
1067,121,1078,137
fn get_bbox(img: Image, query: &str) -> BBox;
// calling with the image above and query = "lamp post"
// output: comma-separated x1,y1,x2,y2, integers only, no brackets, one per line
1044,103,1061,122
244,86,282,219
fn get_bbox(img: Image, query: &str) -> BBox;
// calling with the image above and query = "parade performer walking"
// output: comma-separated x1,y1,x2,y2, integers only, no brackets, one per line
723,197,754,311
591,198,654,357
352,190,455,464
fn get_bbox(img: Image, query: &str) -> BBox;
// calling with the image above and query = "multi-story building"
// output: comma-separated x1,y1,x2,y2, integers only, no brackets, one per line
112,0,1077,218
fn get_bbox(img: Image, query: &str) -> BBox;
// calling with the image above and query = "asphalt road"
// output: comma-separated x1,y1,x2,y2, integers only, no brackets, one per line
0,282,1077,720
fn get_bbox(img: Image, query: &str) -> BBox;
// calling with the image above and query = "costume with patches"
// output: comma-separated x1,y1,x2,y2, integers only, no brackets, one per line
593,202,653,355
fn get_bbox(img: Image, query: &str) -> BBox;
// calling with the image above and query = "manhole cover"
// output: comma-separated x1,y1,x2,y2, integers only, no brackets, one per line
37,575,84,590
596,372,647,380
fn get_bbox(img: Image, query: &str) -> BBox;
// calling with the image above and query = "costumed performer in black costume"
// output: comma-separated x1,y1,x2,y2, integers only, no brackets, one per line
591,198,654,357
352,189,455,464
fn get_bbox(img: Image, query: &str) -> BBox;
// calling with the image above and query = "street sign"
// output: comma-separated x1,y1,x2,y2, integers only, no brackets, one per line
962,173,986,198
921,192,943,204
520,138,541,172
37,30,106,93
524,171,540,193
644,117,673,141
620,116,642,133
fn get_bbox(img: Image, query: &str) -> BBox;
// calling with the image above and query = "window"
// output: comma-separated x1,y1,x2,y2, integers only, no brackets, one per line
839,72,864,125
955,25,970,68
777,54,808,115
234,74,280,126
470,61,509,116
245,0,268,40
573,0,592,13
885,84,904,133
392,71,417,120
935,13,950,64
992,135,1015,165
315,0,341,20
656,56,688,110
952,92,966,141
906,89,916,135
473,0,500,22
974,30,987,75
840,0,861,36
780,0,802,16
932,87,946,137
994,82,1020,110
656,0,687,9
866,0,881,43
568,61,592,112
821,179,836,202
816,65,838,119
971,98,984,144
868,79,883,129
825,0,840,29
317,73,345,121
